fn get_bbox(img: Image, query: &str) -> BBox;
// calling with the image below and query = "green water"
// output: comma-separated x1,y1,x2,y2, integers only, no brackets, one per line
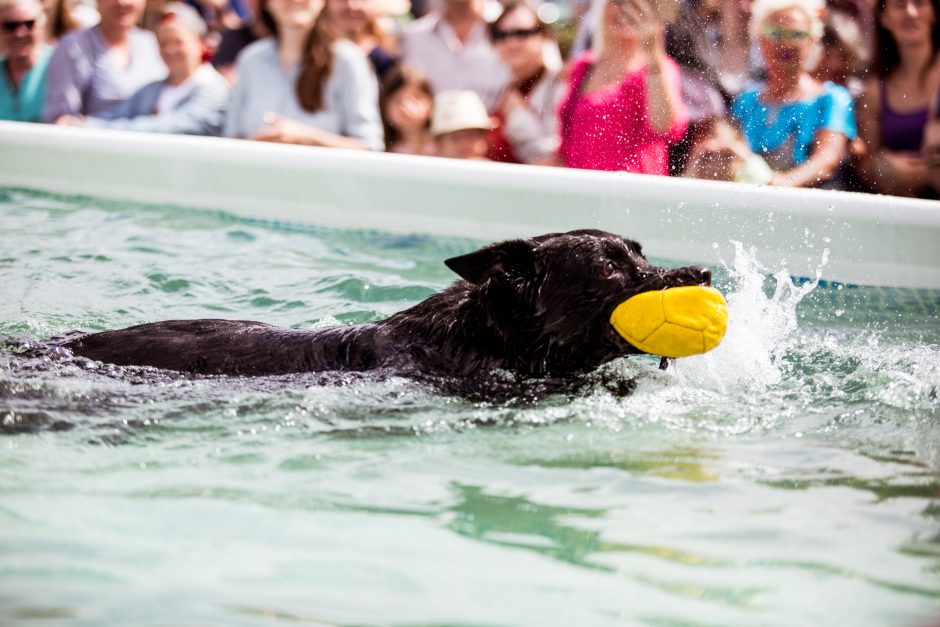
1,188,939,626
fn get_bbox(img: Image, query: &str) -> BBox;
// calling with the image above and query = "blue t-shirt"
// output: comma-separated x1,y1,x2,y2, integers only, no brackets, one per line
731,81,857,169
0,45,53,122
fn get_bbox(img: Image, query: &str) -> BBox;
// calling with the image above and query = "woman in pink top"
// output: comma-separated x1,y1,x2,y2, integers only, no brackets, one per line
558,0,687,174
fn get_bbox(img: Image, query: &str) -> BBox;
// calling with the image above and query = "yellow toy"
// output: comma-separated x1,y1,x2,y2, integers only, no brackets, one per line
610,286,728,358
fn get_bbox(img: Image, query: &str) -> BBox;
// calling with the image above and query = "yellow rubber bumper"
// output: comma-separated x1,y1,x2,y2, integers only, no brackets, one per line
610,286,728,358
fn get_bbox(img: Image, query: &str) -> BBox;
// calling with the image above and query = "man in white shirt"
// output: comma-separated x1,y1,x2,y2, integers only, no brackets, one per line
400,0,508,111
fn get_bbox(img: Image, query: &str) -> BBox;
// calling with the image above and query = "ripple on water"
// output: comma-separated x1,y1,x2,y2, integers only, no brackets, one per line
0,188,939,626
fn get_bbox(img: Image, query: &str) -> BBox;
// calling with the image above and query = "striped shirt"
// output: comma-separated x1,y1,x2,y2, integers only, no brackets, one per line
43,26,166,122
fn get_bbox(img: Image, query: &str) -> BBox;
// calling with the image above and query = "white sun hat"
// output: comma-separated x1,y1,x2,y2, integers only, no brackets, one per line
430,90,494,137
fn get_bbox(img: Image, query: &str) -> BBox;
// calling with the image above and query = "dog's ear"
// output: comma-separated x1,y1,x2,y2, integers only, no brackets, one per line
445,239,535,284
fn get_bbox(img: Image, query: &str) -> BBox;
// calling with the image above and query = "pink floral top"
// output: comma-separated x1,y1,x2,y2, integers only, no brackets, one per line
558,52,688,175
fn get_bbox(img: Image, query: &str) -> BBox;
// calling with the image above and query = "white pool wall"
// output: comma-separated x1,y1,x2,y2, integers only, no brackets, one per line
2,121,939,290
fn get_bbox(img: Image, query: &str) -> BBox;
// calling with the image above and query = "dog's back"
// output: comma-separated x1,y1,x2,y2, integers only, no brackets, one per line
59,231,712,379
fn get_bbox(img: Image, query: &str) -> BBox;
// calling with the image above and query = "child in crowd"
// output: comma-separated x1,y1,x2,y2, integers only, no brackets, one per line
732,0,856,188
431,89,492,160
380,63,434,155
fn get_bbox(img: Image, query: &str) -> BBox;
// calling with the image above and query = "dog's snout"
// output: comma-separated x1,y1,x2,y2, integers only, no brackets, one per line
691,267,712,286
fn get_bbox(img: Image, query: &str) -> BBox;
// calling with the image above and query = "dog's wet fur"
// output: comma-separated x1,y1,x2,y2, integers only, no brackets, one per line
56,230,711,384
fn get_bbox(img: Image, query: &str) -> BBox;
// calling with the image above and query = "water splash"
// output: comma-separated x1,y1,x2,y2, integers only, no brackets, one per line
672,241,821,392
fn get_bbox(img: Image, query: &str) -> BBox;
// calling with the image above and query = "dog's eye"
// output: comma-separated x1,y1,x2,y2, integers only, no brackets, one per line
602,260,616,278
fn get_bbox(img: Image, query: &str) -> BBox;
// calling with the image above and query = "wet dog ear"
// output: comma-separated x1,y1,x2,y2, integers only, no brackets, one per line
445,239,535,284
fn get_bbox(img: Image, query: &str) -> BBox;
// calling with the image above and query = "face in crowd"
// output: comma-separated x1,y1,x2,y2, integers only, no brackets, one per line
0,0,44,60
758,7,815,74
156,16,204,83
325,0,372,38
266,0,323,30
385,80,433,135
436,128,489,159
878,0,937,47
97,0,145,31
491,5,545,80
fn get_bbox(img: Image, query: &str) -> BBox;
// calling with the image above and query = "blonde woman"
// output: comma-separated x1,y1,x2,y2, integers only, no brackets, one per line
731,0,856,187
557,0,687,174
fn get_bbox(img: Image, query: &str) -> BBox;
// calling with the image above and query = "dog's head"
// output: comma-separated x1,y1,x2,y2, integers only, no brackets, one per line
445,230,716,376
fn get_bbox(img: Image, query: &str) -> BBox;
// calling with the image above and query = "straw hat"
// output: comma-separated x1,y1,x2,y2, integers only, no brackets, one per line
431,91,494,137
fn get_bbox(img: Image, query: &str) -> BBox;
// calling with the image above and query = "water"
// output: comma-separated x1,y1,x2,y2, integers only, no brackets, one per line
1,187,939,626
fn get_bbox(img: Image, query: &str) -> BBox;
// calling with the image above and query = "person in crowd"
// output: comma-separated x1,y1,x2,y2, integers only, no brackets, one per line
811,6,867,97
323,0,397,80
380,63,435,154
56,3,229,134
731,0,856,188
223,0,384,150
854,0,940,197
400,0,509,111
667,0,761,100
557,0,688,174
682,117,773,183
1,0,52,121
664,0,744,174
431,89,492,159
43,0,166,122
212,0,268,83
486,0,564,165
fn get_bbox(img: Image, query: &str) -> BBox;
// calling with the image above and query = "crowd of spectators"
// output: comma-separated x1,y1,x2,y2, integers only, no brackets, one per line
1,0,939,197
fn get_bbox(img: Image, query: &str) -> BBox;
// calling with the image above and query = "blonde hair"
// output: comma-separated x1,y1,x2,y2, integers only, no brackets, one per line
751,0,824,70
750,0,825,42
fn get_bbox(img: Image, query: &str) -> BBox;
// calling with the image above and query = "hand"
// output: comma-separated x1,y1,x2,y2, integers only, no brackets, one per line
923,119,940,168
253,113,325,146
55,114,85,126
883,151,926,179
768,170,793,186
619,0,665,55
394,92,432,131
499,89,526,117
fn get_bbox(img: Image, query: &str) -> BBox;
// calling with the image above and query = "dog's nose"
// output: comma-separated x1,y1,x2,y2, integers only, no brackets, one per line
690,267,712,286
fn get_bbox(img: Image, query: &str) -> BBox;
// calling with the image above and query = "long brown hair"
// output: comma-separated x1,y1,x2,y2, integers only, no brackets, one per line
51,0,79,39
297,12,336,112
259,0,335,113
873,0,940,78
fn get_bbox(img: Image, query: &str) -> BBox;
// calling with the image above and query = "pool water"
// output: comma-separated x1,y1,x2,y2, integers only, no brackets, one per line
1,188,939,626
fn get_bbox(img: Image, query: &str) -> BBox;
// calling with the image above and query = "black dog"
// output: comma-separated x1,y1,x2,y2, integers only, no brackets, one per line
61,230,711,379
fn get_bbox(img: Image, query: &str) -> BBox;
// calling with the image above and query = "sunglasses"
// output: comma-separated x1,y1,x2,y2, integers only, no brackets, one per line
761,25,811,41
1,19,36,32
492,26,541,42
